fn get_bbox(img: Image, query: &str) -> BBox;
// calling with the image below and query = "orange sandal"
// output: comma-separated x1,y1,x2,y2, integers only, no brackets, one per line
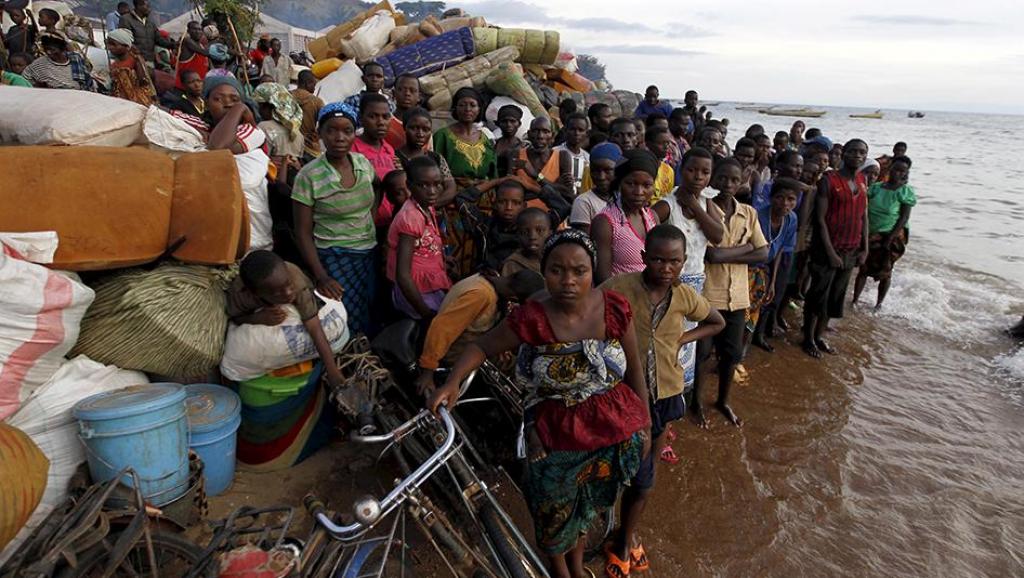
629,544,650,572
604,544,630,578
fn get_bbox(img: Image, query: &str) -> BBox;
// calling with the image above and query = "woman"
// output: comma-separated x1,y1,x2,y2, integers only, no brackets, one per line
21,31,94,91
252,82,304,182
206,43,235,78
432,87,497,187
653,147,724,390
291,102,379,336
174,21,210,89
432,88,498,279
429,230,651,578
105,28,156,106
789,120,805,151
591,149,661,284
161,69,205,116
260,38,290,87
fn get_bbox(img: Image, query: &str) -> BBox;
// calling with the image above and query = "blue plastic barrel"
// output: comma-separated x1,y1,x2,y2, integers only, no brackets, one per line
73,384,189,506
184,384,241,496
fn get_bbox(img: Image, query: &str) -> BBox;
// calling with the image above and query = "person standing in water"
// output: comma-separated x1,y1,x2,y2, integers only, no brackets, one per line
853,156,916,309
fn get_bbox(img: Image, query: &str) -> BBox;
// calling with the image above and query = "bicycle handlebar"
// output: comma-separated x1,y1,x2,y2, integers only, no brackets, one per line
311,405,457,540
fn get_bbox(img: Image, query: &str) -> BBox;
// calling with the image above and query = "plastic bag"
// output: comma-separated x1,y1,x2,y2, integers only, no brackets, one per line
143,105,206,154
315,60,364,105
220,297,351,382
340,10,395,61
0,233,94,420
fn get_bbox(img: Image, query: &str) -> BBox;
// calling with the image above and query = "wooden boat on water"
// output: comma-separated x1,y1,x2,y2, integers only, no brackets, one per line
908,111,926,118
850,110,884,119
735,105,764,111
761,107,827,118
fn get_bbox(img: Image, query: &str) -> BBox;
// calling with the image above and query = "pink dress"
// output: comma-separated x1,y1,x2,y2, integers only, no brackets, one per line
385,199,451,293
593,199,658,276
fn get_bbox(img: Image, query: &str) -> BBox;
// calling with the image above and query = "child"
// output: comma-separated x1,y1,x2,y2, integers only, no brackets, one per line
696,158,768,428
570,142,622,233
105,30,156,106
553,113,590,196
773,131,790,154
482,179,528,271
732,137,759,204
633,118,647,150
750,178,800,352
353,93,398,181
853,156,916,309
416,269,545,393
644,126,676,203
387,156,452,320
343,61,394,114
6,52,32,77
375,170,409,240
227,250,345,389
495,104,524,174
501,207,551,276
600,224,725,575
592,149,661,283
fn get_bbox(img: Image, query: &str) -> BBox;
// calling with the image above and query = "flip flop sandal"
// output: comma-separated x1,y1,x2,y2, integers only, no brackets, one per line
659,445,680,465
630,544,651,572
604,544,630,578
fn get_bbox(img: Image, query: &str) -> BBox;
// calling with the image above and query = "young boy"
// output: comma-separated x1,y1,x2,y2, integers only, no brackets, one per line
495,104,524,175
803,139,869,358
773,131,790,154
750,178,800,351
416,269,545,393
600,224,725,574
353,93,399,225
501,207,551,277
697,158,768,428
227,250,345,389
385,74,421,150
732,137,759,204
553,112,590,196
644,126,676,203
343,62,395,114
569,142,621,233
608,117,639,152
482,179,528,271
852,155,916,309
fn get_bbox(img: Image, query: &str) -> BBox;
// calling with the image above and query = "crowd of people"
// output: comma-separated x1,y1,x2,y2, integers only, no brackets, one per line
2,12,920,574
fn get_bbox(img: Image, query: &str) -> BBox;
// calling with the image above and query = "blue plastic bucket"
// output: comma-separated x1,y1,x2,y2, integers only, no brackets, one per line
73,384,189,506
184,384,241,496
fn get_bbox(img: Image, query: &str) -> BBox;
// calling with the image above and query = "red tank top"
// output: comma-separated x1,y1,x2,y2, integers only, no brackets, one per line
824,171,867,251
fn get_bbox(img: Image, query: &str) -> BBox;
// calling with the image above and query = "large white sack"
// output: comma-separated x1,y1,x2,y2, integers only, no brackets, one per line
220,297,350,382
0,88,147,147
143,105,206,154
0,233,94,420
315,60,364,105
341,11,396,62
1,355,148,566
485,96,534,139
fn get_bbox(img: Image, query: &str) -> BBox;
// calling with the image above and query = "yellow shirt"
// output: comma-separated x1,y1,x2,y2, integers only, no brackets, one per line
418,274,499,370
703,200,768,311
651,162,675,204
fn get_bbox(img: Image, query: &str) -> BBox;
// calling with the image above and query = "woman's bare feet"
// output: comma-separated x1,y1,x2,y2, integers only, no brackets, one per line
715,401,743,427
692,402,709,429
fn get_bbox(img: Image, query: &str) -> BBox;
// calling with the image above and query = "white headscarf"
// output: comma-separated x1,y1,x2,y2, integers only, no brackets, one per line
859,158,880,173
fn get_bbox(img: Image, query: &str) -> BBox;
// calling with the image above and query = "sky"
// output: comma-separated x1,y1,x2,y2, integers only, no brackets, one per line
457,0,1024,115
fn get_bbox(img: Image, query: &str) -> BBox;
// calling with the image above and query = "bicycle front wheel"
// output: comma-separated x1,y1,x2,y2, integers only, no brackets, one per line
56,531,211,578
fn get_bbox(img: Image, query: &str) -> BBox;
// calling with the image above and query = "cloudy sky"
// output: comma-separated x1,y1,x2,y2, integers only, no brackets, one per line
458,0,1024,114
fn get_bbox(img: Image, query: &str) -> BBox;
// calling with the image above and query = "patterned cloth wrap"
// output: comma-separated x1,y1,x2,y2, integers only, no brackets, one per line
373,27,475,87
253,82,304,139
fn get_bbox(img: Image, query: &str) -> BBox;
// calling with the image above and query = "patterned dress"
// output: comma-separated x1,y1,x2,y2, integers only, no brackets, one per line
508,291,649,554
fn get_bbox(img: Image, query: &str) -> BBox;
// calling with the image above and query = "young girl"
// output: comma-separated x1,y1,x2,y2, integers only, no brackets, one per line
592,149,661,283
569,142,622,234
697,158,768,428
387,156,452,320
653,147,724,393
106,29,156,105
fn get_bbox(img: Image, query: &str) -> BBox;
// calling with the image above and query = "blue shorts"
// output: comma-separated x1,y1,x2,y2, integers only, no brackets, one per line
632,393,686,491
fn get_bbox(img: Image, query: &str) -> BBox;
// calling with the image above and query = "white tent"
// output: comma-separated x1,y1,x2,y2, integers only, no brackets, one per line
160,11,319,55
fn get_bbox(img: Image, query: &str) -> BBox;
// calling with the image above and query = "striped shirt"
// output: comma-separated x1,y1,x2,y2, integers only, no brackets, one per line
593,199,658,277
21,53,92,91
292,153,377,250
824,171,867,251
169,110,267,153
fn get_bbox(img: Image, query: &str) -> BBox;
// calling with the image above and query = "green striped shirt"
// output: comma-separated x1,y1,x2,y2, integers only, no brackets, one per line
292,153,377,250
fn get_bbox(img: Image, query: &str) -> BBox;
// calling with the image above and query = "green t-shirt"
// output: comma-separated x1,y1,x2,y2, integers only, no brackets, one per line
1,71,31,87
291,153,377,250
868,182,916,234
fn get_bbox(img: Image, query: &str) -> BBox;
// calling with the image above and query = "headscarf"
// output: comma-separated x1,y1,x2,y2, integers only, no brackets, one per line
450,86,484,122
614,148,660,184
805,135,833,151
541,229,597,273
497,104,523,121
858,158,880,173
106,28,134,46
208,43,230,64
253,82,303,138
203,25,219,40
39,31,69,51
590,142,623,165
317,101,359,130
203,74,244,100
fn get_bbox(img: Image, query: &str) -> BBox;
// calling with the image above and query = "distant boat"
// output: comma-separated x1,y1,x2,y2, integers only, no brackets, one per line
761,107,827,118
735,105,764,111
701,102,721,107
908,111,926,118
850,110,884,119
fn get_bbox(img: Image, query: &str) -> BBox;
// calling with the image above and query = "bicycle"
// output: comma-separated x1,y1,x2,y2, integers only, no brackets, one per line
300,400,550,578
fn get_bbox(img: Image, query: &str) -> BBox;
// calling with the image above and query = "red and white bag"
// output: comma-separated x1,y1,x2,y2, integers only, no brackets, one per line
0,232,94,419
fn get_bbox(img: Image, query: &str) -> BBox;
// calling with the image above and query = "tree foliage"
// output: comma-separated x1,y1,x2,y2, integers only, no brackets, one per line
204,0,262,43
576,54,607,83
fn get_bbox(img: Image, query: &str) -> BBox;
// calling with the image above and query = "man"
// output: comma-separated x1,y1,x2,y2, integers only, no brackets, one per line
119,0,176,68
174,21,210,89
587,102,614,149
802,139,869,359
292,69,325,162
105,2,130,33
384,74,421,149
343,61,395,114
608,117,638,152
634,85,673,120
3,7,37,55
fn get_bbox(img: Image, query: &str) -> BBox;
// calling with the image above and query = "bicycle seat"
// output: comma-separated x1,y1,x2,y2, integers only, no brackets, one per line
370,319,421,371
